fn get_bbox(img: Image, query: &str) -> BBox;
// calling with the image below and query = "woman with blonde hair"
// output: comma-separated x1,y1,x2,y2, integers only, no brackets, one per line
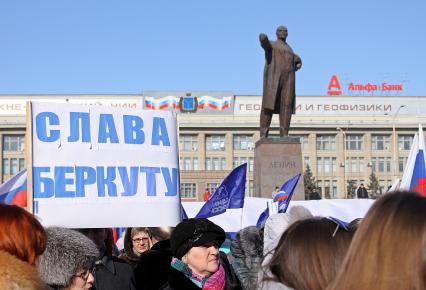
327,192,426,290
267,217,355,290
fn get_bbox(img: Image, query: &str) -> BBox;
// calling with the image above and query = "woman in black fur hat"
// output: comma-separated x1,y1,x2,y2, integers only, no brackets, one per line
160,218,242,290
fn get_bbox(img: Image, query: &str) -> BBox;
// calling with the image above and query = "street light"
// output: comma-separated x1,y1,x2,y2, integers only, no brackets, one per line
337,127,347,198
385,105,405,180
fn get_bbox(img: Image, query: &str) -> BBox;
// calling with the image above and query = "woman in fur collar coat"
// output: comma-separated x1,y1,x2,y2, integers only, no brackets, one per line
0,250,47,290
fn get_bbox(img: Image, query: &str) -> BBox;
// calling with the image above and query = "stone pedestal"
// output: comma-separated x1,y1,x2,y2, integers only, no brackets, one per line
254,137,305,200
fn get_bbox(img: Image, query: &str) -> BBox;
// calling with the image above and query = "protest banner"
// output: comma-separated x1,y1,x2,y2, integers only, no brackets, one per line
29,101,180,228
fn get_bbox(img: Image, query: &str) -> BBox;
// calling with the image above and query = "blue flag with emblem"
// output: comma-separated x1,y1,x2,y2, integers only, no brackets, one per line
276,173,301,213
196,163,247,218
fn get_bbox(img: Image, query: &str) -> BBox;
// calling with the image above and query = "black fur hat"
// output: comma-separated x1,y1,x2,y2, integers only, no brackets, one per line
170,218,225,259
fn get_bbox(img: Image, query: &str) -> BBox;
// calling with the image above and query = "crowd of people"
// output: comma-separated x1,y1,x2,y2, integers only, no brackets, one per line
0,191,425,290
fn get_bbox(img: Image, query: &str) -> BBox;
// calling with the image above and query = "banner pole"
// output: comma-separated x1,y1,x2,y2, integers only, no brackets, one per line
25,102,33,213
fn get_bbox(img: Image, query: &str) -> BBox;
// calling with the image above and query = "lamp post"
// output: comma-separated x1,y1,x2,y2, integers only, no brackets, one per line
386,105,405,180
337,127,347,198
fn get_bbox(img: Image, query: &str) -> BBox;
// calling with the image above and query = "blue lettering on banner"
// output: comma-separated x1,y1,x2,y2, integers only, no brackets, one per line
140,167,161,196
98,114,119,143
123,115,145,144
36,111,172,147
151,117,170,146
68,112,91,142
32,166,178,198
36,112,60,142
118,166,139,196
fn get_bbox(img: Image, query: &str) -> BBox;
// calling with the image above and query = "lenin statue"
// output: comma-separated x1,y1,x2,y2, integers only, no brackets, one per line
259,26,302,138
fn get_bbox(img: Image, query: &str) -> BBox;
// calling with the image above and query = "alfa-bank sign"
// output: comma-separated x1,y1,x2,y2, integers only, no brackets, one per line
327,75,404,96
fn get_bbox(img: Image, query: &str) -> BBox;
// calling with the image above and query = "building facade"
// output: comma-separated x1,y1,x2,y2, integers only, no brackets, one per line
0,93,424,201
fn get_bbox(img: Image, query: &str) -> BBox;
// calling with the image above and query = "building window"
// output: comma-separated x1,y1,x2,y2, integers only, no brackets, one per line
181,183,197,199
2,157,25,176
346,135,363,150
179,135,198,151
359,157,365,172
332,180,338,198
371,157,392,172
303,156,310,169
292,135,308,151
233,157,254,172
398,135,414,150
317,157,337,174
316,135,336,151
399,157,408,172
180,157,198,171
205,157,226,170
206,183,220,194
2,159,9,176
247,180,254,197
233,135,253,150
206,135,225,151
248,158,254,172
345,156,364,173
372,135,390,151
317,180,337,199
3,135,25,151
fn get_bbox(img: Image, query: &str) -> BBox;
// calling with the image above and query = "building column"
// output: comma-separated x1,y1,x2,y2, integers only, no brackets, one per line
225,132,233,170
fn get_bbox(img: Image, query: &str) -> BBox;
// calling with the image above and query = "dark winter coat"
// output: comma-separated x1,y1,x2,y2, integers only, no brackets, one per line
357,186,369,199
227,227,263,290
93,255,136,290
160,252,242,290
134,239,173,290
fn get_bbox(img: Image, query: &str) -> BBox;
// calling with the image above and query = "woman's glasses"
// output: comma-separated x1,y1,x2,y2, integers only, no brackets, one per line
73,266,95,281
132,237,150,244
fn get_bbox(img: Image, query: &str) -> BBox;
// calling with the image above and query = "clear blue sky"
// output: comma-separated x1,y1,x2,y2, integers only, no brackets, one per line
0,0,425,96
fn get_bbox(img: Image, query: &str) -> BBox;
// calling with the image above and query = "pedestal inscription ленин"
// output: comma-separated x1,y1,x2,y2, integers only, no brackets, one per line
254,137,305,200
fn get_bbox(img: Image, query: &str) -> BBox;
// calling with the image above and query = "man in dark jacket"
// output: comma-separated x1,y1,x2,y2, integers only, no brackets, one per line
357,183,369,199
79,228,136,290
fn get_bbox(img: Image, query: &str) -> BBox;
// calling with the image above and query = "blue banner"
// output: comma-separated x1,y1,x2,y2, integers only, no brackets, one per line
196,163,247,218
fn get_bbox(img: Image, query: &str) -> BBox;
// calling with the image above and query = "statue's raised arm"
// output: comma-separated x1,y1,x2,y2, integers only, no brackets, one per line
259,25,302,138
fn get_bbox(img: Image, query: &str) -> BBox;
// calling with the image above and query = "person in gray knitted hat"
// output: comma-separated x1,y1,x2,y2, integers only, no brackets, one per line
37,227,99,290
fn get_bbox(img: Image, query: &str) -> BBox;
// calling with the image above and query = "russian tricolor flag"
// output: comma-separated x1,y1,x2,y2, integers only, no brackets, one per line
0,169,27,207
400,124,426,196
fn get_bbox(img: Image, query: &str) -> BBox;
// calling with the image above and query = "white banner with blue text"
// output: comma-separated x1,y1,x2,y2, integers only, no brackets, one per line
31,102,180,228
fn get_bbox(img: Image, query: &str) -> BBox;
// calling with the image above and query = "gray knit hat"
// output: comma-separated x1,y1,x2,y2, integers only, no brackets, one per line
37,227,99,287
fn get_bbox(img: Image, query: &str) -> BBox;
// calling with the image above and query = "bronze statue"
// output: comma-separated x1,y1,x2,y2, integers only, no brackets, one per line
259,26,302,138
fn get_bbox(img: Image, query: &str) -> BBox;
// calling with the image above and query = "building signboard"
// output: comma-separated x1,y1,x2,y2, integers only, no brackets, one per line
0,97,142,115
234,95,424,116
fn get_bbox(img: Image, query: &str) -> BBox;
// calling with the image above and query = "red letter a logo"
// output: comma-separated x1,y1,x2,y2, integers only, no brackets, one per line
327,75,342,95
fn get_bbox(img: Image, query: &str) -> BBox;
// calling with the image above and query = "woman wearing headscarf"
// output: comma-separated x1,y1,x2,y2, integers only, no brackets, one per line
160,218,242,290
120,227,152,268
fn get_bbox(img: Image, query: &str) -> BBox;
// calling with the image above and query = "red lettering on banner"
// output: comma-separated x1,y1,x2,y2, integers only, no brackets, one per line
327,75,342,95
